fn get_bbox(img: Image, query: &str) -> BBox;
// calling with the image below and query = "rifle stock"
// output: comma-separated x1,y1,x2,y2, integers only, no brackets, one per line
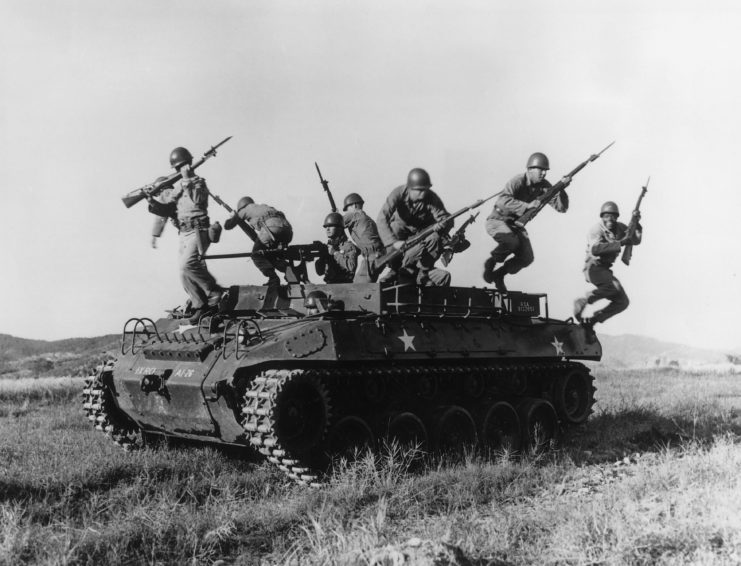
516,141,615,227
121,136,232,208
376,195,495,270
621,177,649,266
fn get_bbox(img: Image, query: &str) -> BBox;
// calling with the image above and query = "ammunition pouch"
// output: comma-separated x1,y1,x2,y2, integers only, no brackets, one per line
208,221,222,243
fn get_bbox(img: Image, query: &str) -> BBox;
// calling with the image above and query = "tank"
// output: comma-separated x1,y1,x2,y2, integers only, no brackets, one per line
83,252,601,485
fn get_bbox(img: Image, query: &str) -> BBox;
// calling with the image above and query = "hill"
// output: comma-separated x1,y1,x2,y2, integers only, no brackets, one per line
596,333,733,369
0,333,119,378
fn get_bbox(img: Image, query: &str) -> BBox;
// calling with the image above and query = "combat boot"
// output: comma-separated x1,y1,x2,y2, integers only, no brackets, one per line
573,297,588,322
482,257,497,284
491,267,507,292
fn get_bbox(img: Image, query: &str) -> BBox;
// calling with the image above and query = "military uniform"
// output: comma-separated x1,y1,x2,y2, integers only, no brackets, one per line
576,217,642,324
377,185,451,286
158,177,222,314
343,209,385,283
485,173,569,276
224,202,293,285
319,235,359,283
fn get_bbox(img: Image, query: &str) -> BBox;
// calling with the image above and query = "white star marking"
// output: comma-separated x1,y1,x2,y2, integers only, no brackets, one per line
551,336,565,356
398,329,416,352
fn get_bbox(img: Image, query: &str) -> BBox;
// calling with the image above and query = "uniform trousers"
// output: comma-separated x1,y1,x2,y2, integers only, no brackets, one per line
179,228,220,309
582,263,629,323
485,218,534,274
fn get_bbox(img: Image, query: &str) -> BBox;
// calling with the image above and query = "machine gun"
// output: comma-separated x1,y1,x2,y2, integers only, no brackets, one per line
202,242,328,283
621,176,649,266
440,211,479,267
314,162,337,212
376,195,496,271
516,141,615,227
121,136,232,208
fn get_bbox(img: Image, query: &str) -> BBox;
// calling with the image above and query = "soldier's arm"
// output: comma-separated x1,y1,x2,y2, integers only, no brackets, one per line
548,181,569,213
588,224,620,256
332,241,359,274
376,188,401,245
495,175,531,217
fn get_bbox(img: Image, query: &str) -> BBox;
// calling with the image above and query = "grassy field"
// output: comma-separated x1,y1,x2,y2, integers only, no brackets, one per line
1,368,740,565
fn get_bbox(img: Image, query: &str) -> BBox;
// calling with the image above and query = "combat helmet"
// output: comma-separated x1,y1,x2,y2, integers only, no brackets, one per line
169,147,193,170
600,201,620,217
406,168,432,189
526,152,550,170
342,193,364,211
323,212,344,227
237,196,254,210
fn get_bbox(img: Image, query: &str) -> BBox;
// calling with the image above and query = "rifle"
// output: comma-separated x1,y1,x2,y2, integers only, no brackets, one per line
621,176,649,266
121,136,232,208
441,211,479,267
314,162,337,212
204,189,258,243
376,194,496,271
516,141,615,227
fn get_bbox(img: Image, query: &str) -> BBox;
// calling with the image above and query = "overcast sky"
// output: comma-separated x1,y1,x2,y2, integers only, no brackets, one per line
2,0,739,351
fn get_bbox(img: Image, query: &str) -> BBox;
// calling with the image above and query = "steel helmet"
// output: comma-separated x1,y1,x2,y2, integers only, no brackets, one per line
406,168,432,190
600,201,620,217
526,152,550,170
323,212,344,227
169,147,193,169
342,192,364,211
236,196,254,210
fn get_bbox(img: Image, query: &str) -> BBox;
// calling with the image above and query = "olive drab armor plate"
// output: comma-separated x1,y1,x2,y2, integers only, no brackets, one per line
84,281,601,485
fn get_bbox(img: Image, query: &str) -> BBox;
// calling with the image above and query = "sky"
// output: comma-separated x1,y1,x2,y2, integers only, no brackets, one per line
2,0,740,351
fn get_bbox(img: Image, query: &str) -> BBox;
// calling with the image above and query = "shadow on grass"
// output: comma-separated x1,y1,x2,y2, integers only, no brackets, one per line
560,405,741,465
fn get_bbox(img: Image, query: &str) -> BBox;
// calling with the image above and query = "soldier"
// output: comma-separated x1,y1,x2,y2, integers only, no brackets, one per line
224,196,293,287
573,201,642,330
376,168,451,287
342,192,386,283
483,153,571,291
315,212,359,283
156,147,224,324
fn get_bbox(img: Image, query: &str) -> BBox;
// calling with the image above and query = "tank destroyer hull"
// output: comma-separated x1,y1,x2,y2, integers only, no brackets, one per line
83,282,600,484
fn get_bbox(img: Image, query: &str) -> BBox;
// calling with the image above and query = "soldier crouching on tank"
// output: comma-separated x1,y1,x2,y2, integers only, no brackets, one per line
376,168,452,287
342,192,386,283
224,196,293,288
573,201,642,332
155,148,225,324
315,212,359,283
483,153,570,291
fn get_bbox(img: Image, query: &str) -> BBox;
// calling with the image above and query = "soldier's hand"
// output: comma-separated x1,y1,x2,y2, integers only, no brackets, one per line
526,200,540,209
633,210,641,219
151,236,159,249
619,236,632,246
561,175,572,186
392,240,405,250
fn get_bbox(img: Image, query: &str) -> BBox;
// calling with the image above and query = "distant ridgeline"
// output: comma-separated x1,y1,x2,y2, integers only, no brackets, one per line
0,333,119,379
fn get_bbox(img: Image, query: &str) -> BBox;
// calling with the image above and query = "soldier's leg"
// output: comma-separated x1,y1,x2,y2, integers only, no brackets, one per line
354,254,374,283
251,240,280,285
187,230,222,307
484,219,518,283
179,231,208,308
499,229,534,275
585,265,629,323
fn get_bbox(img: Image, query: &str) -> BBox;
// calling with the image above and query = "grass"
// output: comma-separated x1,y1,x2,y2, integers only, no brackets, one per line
1,368,740,565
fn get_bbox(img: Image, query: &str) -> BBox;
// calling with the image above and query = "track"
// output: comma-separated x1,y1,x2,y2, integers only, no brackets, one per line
240,362,596,485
